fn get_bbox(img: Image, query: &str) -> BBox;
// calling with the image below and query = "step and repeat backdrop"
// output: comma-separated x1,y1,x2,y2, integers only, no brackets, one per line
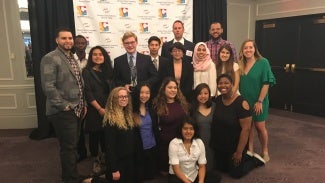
73,0,193,61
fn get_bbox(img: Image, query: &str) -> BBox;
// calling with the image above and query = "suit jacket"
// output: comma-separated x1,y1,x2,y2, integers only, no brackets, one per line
166,59,194,102
40,48,84,115
161,38,195,63
113,52,158,89
151,56,169,98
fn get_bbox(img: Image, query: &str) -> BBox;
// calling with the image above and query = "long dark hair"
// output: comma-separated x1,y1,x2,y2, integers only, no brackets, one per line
133,82,152,114
190,83,212,115
215,44,235,79
153,77,188,116
86,46,114,78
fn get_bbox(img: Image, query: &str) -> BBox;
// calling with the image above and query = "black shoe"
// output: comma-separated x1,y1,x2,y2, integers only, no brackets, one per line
253,153,266,167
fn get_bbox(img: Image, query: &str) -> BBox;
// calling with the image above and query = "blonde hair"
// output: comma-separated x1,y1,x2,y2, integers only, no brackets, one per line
122,31,138,42
103,87,136,129
238,39,263,75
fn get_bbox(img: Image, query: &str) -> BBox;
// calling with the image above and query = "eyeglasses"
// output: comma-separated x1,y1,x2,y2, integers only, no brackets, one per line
123,41,136,45
118,95,128,99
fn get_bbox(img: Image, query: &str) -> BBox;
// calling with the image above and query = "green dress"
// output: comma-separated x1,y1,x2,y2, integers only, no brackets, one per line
239,58,276,122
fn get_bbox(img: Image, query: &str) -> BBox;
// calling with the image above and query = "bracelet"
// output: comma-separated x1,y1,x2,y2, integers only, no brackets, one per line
257,100,263,103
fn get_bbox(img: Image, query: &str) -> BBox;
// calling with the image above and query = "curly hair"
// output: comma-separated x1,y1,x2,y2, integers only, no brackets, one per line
103,87,136,129
153,77,189,116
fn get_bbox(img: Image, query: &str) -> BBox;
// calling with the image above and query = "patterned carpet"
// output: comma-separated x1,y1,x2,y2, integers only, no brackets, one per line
0,109,324,183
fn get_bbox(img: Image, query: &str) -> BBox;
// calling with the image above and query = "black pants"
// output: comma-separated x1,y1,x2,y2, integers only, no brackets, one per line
137,146,158,181
168,170,221,183
78,119,87,158
89,130,105,157
48,110,81,183
214,150,256,179
106,156,136,183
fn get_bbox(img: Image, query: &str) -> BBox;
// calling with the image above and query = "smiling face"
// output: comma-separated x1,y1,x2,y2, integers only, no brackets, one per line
182,122,195,141
219,48,231,62
196,44,207,60
117,89,129,107
56,31,74,52
197,87,210,105
209,23,223,39
242,41,255,60
164,81,178,102
217,76,233,95
123,36,138,54
91,48,104,66
139,85,150,104
171,47,184,60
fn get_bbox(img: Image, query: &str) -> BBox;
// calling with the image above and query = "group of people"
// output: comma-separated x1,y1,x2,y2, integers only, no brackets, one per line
40,20,275,183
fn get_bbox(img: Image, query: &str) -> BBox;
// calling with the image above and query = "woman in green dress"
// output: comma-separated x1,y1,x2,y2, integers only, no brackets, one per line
238,39,276,162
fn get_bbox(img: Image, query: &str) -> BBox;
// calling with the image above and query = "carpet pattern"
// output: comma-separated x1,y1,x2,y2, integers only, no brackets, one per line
0,109,324,183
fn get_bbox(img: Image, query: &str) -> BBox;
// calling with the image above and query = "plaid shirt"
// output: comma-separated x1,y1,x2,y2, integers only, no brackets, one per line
66,54,84,117
206,37,237,63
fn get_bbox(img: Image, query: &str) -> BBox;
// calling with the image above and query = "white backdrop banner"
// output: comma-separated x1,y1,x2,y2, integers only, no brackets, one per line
73,0,193,61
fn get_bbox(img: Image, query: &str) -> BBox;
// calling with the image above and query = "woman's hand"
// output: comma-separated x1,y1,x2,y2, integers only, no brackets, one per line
112,171,120,181
254,102,263,115
98,108,105,117
232,151,242,166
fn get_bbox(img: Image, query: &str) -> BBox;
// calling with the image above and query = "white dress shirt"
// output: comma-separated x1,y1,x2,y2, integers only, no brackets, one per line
169,138,207,182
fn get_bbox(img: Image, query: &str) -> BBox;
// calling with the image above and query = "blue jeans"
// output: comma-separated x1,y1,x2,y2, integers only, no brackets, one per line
48,110,81,183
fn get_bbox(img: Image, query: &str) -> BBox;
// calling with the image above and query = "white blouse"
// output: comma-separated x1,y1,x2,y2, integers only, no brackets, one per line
169,138,207,182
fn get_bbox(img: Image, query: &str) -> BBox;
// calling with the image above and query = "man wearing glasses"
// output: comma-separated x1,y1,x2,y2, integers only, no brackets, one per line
113,32,158,95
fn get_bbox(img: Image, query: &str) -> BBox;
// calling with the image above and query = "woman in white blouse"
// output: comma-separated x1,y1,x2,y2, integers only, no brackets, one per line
168,118,207,183
192,42,217,97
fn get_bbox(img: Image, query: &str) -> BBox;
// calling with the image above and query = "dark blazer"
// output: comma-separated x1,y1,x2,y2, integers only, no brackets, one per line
40,48,85,115
161,38,195,63
113,52,158,89
166,59,194,103
151,56,169,98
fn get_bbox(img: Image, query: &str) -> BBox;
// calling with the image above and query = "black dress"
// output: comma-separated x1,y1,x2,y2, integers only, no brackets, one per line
82,68,114,156
211,95,256,178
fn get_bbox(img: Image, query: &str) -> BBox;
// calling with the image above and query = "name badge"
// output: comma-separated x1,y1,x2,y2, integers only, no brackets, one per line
186,50,193,57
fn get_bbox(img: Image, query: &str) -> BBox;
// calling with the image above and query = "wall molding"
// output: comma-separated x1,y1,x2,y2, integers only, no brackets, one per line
0,94,17,109
0,84,34,89
26,92,36,108
257,0,325,17
228,2,252,39
0,0,14,81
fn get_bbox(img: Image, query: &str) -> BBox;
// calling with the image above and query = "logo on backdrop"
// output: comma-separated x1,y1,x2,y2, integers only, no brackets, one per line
99,22,109,32
119,7,129,17
139,0,148,3
139,23,149,33
176,0,186,4
160,37,168,43
158,9,167,18
76,6,87,16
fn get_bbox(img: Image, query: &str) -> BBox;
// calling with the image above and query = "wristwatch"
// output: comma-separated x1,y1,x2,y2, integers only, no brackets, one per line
257,100,263,103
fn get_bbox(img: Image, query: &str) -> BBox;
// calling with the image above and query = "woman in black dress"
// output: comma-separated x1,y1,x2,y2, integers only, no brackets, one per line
211,74,265,179
82,46,114,171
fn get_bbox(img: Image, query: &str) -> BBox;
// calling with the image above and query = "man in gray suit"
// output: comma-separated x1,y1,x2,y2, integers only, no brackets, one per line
40,27,86,183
